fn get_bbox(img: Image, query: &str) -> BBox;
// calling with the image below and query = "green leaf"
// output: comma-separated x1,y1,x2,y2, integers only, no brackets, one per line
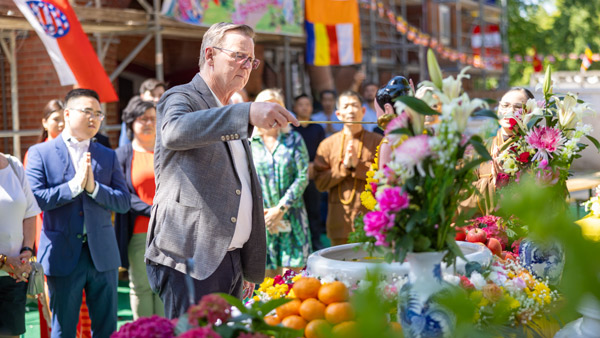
174,313,194,335
585,135,600,152
471,109,499,119
393,96,440,116
543,65,552,97
427,48,444,90
527,116,543,130
259,298,292,316
217,293,248,314
388,127,413,136
468,137,492,161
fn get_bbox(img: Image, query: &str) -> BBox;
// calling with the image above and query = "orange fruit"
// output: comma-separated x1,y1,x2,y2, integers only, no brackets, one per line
263,315,280,326
318,281,349,305
389,321,402,332
299,298,326,321
281,315,307,330
305,319,332,338
331,321,358,338
275,298,301,319
325,302,355,325
293,277,322,300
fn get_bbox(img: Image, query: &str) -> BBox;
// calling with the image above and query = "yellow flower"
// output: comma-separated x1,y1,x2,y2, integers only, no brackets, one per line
253,295,260,302
361,191,377,210
505,295,520,309
292,275,302,282
287,289,296,299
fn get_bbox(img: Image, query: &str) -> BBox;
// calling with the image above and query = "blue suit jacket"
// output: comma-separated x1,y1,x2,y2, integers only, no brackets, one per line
25,136,130,276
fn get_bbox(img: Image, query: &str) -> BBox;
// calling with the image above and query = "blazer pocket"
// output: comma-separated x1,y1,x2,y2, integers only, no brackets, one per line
156,202,200,257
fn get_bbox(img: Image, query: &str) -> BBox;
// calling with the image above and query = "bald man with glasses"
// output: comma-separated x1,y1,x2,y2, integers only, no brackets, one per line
145,22,299,318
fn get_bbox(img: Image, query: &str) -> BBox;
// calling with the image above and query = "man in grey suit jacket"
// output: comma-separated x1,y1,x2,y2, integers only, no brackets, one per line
145,22,299,318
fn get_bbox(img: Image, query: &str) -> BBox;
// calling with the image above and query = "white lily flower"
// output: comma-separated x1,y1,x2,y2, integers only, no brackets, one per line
443,93,488,133
554,93,578,129
394,100,425,135
522,98,544,126
441,67,471,101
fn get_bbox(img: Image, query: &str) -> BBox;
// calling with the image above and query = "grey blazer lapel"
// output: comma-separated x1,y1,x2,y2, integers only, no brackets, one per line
192,74,219,108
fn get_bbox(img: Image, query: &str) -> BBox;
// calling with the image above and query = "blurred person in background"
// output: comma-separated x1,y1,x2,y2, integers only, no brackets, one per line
292,94,326,250
115,99,164,320
312,90,341,137
0,152,40,337
314,91,382,246
361,82,381,133
250,89,311,277
119,78,166,147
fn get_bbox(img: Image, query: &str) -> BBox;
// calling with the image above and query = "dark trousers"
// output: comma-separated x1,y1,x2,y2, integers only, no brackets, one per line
46,244,118,338
304,180,324,250
146,249,243,319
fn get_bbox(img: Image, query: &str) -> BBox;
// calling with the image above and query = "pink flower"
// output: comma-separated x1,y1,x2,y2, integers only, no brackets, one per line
536,166,560,185
496,173,510,188
370,182,378,194
111,315,175,338
525,126,565,163
392,135,431,174
384,112,410,136
188,294,231,326
377,187,410,213
363,211,394,246
178,327,221,338
459,275,475,290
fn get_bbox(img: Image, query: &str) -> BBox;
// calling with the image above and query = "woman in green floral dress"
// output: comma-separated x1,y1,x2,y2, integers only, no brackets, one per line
250,89,311,277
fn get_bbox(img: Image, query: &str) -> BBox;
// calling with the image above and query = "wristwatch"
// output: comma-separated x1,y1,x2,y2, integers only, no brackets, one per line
20,246,35,256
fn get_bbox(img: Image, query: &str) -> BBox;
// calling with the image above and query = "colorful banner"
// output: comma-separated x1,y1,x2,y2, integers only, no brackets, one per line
13,0,118,102
305,0,362,66
161,0,303,36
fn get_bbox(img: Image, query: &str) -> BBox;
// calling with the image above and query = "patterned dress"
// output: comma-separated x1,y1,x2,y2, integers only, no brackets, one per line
251,130,311,269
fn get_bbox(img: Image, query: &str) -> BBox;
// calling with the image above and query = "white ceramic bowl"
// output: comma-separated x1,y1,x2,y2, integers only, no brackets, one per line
306,241,492,284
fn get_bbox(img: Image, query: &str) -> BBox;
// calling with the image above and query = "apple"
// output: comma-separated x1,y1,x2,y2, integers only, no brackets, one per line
466,228,487,244
455,227,467,241
487,238,502,257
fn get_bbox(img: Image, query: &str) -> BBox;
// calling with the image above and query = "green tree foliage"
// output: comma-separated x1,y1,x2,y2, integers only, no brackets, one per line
508,0,600,85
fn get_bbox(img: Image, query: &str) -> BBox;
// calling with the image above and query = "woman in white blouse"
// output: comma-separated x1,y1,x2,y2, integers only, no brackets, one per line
0,153,41,337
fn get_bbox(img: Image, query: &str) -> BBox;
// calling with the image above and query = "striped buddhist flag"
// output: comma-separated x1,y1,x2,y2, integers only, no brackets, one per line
305,0,362,66
581,46,593,72
12,0,118,102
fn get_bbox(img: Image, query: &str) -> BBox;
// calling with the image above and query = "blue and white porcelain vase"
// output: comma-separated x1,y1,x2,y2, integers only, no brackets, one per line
398,251,455,338
518,238,565,286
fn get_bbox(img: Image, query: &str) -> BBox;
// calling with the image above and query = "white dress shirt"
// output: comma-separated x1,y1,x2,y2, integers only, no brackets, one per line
61,131,100,233
208,89,252,250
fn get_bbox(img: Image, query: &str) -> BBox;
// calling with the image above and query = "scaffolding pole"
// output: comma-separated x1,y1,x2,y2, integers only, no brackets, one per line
153,0,164,81
0,32,20,158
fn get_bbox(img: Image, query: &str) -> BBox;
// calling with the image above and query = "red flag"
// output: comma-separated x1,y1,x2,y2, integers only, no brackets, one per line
532,48,543,73
13,0,118,102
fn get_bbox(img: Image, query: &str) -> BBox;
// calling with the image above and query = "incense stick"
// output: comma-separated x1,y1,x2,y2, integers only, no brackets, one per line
293,121,379,125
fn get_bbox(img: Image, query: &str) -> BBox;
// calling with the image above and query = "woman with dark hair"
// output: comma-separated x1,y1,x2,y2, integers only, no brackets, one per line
464,87,536,215
115,98,164,319
37,99,65,144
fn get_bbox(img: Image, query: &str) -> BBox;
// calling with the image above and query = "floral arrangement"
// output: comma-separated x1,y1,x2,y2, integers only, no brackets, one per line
448,256,559,329
252,269,302,302
494,67,598,190
361,49,496,262
581,185,600,217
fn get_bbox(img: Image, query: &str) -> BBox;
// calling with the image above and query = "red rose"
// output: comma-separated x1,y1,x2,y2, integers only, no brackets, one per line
509,118,518,130
517,152,530,163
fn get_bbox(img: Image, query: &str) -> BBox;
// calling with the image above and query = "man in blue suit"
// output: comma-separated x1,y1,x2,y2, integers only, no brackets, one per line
26,89,130,337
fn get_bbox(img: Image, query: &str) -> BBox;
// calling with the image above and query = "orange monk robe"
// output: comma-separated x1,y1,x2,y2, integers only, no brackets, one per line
313,129,382,245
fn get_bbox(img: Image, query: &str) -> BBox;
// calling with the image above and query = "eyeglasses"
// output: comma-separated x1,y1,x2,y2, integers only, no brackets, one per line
69,107,105,121
498,101,524,111
136,116,156,124
212,46,260,70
